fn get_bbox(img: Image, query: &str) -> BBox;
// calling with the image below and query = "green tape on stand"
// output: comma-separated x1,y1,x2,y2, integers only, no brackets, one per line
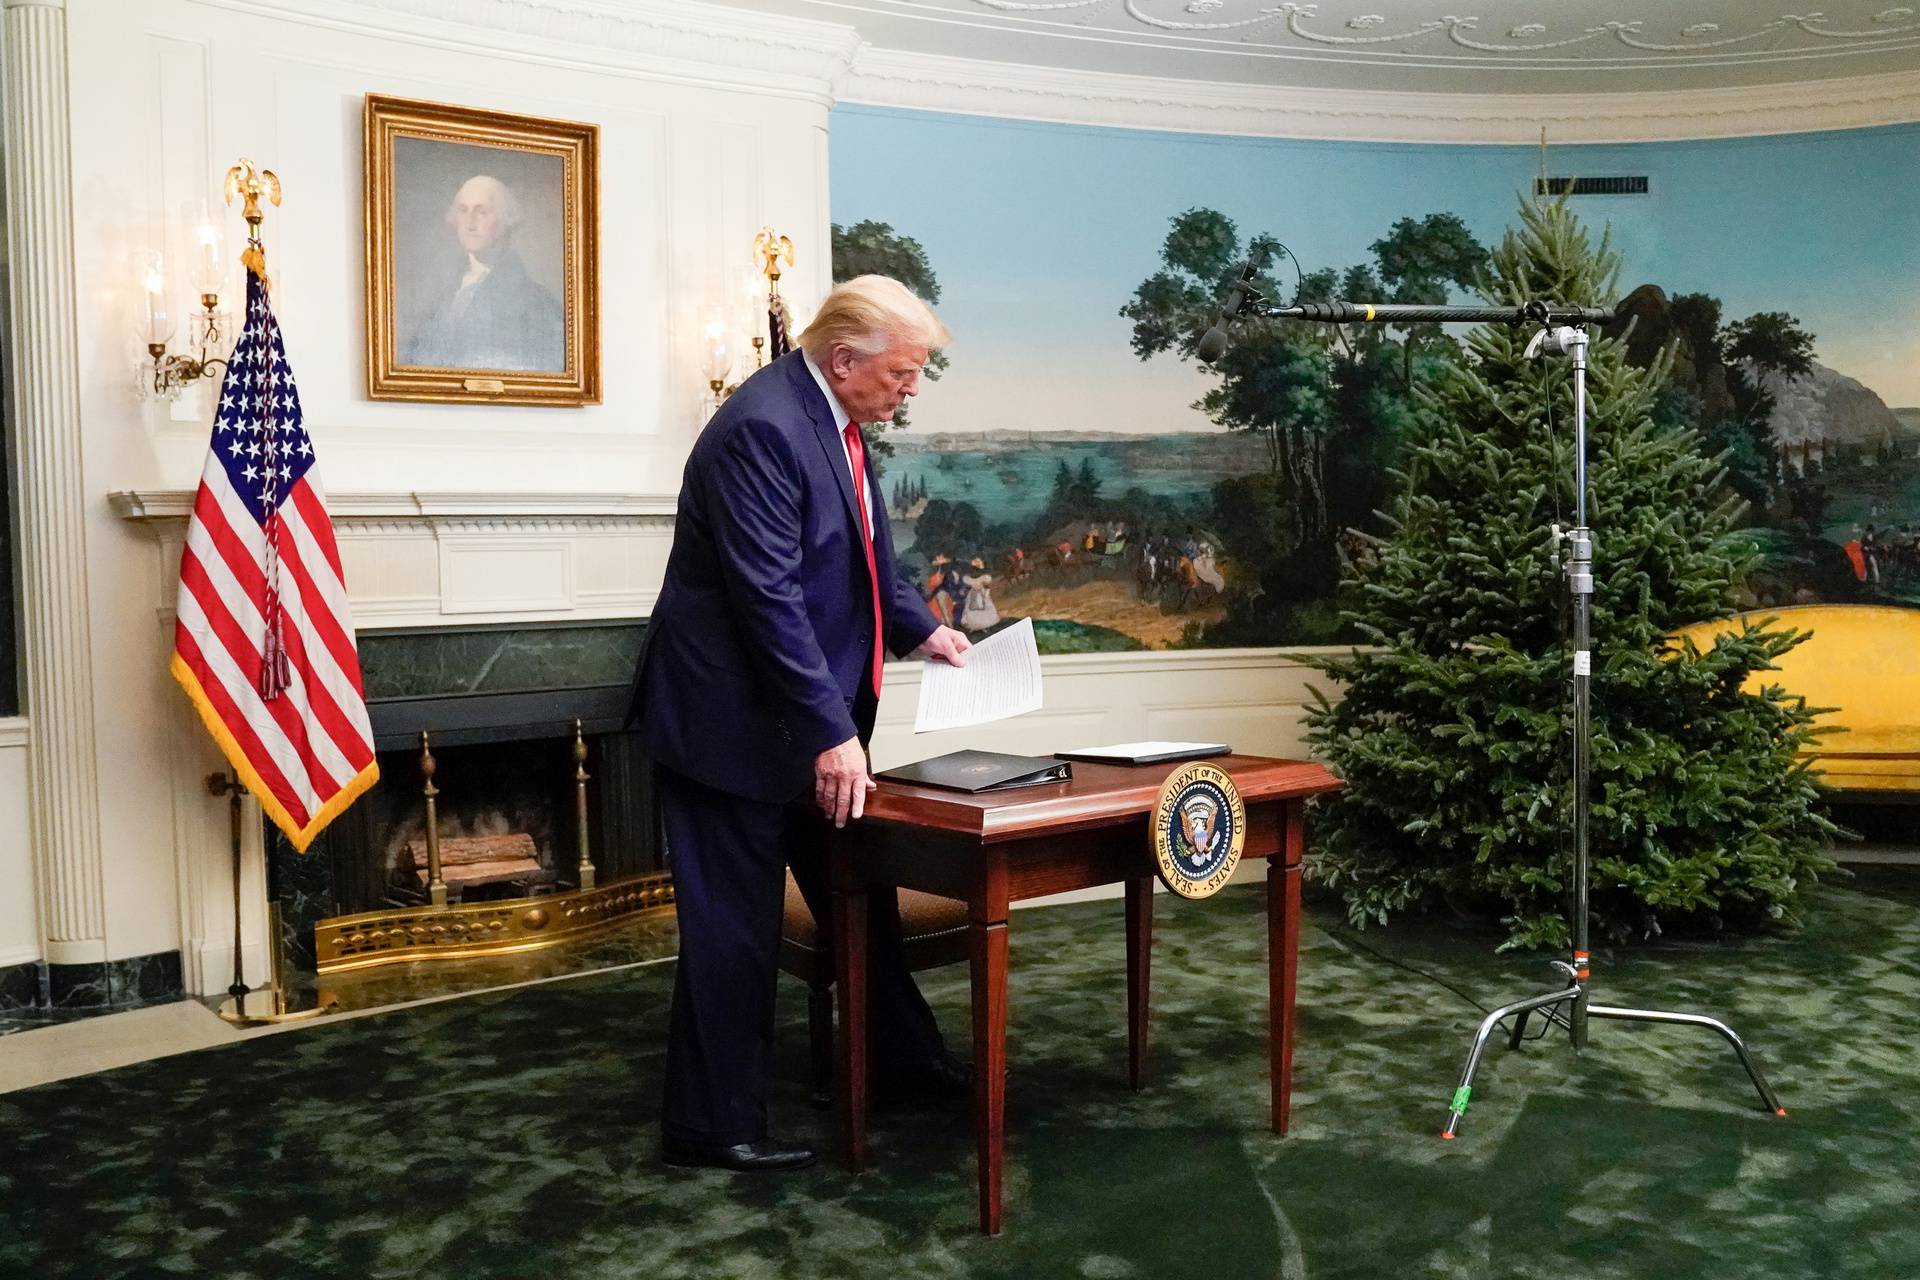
1450,1086,1471,1114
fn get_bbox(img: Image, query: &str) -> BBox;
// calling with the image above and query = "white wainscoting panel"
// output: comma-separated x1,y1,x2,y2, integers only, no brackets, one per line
0,721,38,969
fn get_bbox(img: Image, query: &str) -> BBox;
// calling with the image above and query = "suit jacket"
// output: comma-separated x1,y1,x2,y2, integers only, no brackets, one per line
402,247,564,373
629,351,937,803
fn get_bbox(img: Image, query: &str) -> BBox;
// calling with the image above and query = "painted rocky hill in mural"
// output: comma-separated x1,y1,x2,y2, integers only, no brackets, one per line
1610,282,1920,606
1754,363,1907,456
1610,282,1909,460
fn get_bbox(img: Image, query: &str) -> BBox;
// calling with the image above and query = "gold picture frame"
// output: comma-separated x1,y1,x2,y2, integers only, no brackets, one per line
364,94,600,406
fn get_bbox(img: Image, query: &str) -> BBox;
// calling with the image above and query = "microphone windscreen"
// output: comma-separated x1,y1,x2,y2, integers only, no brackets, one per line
1196,325,1230,364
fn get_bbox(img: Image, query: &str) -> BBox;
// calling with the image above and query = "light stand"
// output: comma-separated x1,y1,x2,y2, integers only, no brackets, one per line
1217,286,1789,1139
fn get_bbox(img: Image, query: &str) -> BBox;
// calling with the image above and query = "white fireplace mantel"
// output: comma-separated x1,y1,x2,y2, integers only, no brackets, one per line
110,489,678,629
108,489,679,522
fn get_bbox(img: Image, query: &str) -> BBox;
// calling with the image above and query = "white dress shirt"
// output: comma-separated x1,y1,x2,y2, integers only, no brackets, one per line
802,350,864,492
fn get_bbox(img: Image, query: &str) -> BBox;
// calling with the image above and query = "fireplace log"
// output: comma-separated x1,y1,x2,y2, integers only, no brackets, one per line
398,832,556,903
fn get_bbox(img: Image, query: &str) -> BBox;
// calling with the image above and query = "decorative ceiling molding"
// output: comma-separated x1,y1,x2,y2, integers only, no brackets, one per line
194,0,1920,140
196,0,867,102
934,2,1920,69
839,49,1920,142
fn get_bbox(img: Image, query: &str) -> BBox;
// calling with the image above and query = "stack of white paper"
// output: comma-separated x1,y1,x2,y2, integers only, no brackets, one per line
914,618,1043,733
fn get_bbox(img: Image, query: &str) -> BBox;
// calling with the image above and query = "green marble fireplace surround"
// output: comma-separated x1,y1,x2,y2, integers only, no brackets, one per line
267,620,661,976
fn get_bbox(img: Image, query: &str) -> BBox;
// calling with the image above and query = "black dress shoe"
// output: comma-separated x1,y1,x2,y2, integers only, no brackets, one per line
661,1134,818,1173
876,1048,973,1104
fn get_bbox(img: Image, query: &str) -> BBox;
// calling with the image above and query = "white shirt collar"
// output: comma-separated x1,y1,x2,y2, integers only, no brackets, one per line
801,350,856,432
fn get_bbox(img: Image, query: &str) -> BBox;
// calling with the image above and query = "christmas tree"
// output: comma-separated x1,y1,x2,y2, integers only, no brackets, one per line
1304,197,1836,950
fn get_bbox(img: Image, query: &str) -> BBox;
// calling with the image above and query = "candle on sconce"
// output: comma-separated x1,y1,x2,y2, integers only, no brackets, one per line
140,256,174,347
193,214,225,299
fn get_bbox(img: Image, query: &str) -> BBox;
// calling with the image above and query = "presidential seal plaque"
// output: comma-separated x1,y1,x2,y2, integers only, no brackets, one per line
1151,762,1246,899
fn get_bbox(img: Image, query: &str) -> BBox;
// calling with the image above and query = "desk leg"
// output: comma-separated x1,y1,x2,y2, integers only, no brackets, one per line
835,882,870,1172
1268,804,1304,1135
971,915,1009,1235
1125,876,1153,1091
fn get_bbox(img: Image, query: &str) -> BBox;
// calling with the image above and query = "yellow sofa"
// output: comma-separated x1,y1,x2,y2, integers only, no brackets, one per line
1670,604,1920,794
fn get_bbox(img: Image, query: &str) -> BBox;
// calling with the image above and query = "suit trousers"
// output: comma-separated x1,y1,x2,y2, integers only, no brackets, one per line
658,762,946,1146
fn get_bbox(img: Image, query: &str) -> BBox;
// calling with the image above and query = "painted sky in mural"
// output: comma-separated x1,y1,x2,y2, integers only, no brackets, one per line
831,109,1920,649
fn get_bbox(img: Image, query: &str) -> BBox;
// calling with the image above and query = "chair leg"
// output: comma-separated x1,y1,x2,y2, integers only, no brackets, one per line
808,980,834,1109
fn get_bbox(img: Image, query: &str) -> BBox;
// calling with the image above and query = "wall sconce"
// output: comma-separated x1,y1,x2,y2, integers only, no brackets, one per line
136,207,230,402
701,311,736,400
698,307,738,424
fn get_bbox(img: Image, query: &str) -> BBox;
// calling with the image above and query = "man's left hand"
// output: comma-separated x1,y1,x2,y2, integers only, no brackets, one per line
913,626,971,666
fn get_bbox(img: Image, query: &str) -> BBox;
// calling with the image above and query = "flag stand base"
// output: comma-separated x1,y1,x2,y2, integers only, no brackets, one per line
217,898,339,1027
218,984,337,1027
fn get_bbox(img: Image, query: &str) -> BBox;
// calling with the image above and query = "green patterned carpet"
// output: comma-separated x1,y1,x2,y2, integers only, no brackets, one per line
4,870,1918,1279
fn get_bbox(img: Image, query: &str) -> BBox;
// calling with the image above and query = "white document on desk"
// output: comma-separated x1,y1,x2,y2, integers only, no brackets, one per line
914,617,1043,733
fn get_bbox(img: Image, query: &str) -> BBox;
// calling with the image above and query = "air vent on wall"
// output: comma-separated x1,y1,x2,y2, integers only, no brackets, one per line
1535,176,1650,196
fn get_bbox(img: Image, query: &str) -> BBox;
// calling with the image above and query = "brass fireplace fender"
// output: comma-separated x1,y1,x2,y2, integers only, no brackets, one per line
315,722,672,974
315,872,674,974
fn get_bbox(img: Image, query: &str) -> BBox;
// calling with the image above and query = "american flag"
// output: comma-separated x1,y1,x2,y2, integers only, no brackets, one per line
768,293,792,359
170,263,378,852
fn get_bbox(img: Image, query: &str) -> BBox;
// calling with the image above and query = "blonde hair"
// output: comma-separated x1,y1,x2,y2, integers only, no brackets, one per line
797,274,950,359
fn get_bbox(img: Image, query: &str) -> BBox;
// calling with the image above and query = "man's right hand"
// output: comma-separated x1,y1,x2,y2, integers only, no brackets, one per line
815,735,875,829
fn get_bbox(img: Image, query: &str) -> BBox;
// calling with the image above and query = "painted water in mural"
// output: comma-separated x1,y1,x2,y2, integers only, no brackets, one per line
831,111,1920,651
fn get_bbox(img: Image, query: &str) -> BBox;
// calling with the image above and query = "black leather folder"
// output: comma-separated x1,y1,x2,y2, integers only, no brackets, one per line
877,750,1072,794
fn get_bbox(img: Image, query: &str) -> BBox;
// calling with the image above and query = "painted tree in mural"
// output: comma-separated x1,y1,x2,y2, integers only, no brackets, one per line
831,219,947,445
1304,196,1836,950
1372,212,1488,387
1122,208,1486,640
1624,287,1836,594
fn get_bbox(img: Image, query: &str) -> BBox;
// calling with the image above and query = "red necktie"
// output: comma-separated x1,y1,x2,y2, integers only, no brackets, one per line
843,421,884,696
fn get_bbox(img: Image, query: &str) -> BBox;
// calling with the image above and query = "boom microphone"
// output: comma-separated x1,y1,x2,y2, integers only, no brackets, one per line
1196,260,1259,364
1269,300,1617,326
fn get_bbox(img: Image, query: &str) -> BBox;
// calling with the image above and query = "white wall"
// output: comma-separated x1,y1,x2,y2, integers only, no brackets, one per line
0,720,35,968
50,0,854,985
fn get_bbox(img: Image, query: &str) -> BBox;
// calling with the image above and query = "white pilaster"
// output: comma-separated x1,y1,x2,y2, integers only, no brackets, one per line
3,0,109,967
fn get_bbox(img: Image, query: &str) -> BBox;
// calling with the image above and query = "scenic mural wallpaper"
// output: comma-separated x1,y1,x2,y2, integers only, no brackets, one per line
829,110,1920,653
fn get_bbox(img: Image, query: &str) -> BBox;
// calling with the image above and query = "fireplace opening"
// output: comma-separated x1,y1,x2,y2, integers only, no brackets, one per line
267,620,666,974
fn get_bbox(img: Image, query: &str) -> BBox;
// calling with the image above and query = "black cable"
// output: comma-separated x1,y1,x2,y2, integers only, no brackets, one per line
1321,922,1492,1015
1322,922,1570,1039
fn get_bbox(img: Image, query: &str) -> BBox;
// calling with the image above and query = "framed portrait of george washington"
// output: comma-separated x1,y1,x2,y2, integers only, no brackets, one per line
364,94,600,406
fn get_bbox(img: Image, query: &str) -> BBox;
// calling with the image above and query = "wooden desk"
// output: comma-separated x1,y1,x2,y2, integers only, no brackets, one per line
830,754,1342,1235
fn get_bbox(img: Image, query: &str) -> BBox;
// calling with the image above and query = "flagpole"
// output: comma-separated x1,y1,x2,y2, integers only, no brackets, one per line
208,770,248,999
202,157,343,1027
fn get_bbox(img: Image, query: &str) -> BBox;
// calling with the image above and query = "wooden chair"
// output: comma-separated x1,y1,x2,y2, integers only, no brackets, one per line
777,868,969,1104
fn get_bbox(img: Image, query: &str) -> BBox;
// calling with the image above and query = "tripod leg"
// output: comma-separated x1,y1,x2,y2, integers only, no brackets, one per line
1587,1004,1788,1117
1507,1010,1531,1050
1442,985,1579,1140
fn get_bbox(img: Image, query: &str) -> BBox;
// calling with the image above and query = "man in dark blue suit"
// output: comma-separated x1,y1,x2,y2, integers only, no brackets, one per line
630,276,972,1172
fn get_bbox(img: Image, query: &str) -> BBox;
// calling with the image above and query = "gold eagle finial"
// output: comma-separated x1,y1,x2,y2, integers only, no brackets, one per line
223,158,282,286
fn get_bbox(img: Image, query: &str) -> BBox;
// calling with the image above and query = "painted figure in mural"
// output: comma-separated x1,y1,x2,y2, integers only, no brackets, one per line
925,553,956,626
1843,531,1868,582
1138,535,1160,595
960,557,1000,633
403,175,565,372
1193,542,1225,593
627,275,972,1174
